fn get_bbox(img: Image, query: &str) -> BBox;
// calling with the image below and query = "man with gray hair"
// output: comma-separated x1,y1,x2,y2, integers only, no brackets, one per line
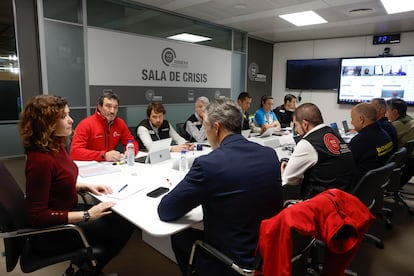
370,97,398,152
349,102,394,179
184,96,210,142
158,98,283,276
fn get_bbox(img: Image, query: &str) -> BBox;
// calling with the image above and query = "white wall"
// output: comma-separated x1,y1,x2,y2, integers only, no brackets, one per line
272,31,414,127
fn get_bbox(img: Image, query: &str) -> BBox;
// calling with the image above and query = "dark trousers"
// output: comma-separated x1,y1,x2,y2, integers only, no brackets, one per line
171,228,244,276
171,228,203,276
29,205,134,273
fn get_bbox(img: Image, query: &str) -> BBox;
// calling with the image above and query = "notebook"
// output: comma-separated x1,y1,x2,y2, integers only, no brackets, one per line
135,138,172,164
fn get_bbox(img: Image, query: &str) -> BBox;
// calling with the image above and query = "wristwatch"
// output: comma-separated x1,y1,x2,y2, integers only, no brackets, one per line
83,210,90,222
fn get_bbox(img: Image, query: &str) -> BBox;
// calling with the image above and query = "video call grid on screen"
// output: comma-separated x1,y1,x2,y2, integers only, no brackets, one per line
337,55,414,106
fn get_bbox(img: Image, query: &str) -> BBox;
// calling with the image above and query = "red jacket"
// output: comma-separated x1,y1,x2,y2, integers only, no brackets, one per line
70,111,138,161
258,189,375,276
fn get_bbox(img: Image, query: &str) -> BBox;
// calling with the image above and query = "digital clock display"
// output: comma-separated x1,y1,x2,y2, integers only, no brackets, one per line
373,34,400,45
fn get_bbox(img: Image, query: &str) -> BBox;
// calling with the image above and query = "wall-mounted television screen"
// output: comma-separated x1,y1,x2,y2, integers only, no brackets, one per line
337,55,414,106
286,58,341,90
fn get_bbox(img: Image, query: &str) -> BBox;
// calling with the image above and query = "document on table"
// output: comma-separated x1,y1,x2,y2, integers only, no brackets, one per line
77,161,121,177
103,182,151,200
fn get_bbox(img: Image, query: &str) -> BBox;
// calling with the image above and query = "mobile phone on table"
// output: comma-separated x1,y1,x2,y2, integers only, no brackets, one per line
146,187,169,198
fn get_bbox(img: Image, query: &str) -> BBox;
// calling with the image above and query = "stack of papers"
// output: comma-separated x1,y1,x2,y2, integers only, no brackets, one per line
77,162,121,177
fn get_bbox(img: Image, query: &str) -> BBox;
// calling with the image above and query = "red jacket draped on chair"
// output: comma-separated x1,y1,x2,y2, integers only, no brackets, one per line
258,188,375,276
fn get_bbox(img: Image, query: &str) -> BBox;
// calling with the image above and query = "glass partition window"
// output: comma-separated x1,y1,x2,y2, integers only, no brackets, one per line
44,21,86,106
87,0,241,51
43,0,83,24
0,0,21,121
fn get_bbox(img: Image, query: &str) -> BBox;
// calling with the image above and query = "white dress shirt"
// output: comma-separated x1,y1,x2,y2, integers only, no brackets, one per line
282,124,326,185
137,122,186,150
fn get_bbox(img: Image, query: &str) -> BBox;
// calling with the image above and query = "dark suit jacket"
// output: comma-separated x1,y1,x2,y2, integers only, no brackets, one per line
158,134,283,275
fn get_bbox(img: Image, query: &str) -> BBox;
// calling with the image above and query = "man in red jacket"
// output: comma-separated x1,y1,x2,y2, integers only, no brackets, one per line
70,91,138,161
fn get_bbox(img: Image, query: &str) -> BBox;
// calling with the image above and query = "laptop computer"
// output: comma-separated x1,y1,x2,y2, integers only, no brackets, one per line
342,120,350,133
241,129,251,138
329,122,341,136
135,138,172,164
259,127,276,138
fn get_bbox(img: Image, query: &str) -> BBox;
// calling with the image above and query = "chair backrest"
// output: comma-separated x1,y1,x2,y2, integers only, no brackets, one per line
176,122,189,140
128,126,138,140
386,147,408,192
351,162,396,209
0,160,28,272
403,139,414,157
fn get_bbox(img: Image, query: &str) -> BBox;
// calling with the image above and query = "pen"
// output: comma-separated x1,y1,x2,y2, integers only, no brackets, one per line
166,178,172,186
112,160,127,165
118,184,128,193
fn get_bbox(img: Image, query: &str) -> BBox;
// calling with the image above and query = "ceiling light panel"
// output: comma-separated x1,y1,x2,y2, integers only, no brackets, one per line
167,33,212,43
381,0,414,14
279,10,327,26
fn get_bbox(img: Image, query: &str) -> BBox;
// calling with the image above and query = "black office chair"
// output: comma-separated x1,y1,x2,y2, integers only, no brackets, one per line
176,122,189,140
400,140,414,187
351,162,396,249
383,147,414,215
187,189,371,276
187,233,314,276
0,160,103,275
128,126,138,140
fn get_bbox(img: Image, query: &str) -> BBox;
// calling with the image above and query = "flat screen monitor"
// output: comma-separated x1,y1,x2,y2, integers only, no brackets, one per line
337,55,414,106
286,58,341,90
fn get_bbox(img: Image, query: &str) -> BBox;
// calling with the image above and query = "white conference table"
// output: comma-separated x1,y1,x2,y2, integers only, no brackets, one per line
76,149,211,237
75,137,294,260
247,131,296,161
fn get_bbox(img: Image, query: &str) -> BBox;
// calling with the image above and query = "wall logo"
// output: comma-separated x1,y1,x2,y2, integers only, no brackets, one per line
161,48,176,66
161,47,188,68
248,62,259,81
248,62,266,82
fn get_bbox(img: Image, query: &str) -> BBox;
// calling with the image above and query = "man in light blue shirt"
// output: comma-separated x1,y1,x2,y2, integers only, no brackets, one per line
255,95,281,133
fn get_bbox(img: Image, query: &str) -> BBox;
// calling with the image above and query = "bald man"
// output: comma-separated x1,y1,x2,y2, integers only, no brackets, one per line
370,97,398,152
349,102,394,180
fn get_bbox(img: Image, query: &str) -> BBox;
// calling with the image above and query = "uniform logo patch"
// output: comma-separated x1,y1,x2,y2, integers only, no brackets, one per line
323,133,341,155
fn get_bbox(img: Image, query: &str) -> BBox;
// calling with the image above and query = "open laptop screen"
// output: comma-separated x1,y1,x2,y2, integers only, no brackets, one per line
135,138,172,164
342,120,350,133
259,127,276,138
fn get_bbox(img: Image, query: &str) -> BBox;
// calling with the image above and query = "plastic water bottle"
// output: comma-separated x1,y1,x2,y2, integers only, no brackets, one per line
179,150,188,173
126,139,135,166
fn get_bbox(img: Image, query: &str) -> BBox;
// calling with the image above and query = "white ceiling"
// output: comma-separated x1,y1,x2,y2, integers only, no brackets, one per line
132,0,414,43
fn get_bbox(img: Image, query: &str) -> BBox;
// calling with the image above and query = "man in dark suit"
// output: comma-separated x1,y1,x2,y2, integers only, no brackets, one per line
237,91,252,130
158,98,283,276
